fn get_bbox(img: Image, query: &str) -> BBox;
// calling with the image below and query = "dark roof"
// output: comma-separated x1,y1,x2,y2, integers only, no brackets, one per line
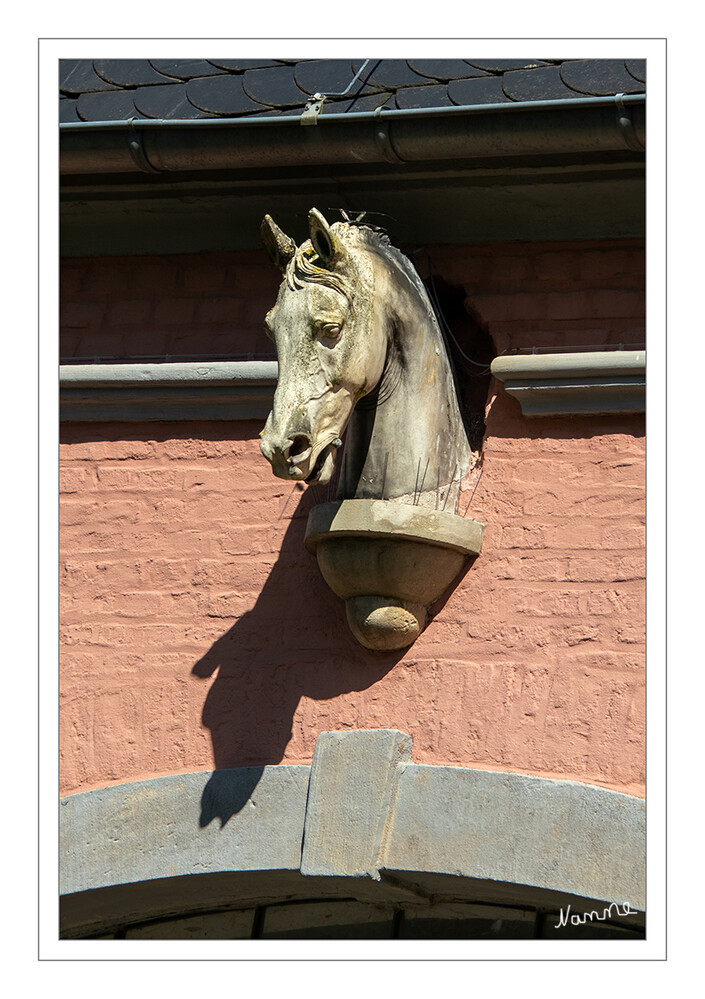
59,58,646,123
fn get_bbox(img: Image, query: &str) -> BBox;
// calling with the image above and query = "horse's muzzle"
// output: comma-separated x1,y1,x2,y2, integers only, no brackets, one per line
259,430,313,479
260,431,341,484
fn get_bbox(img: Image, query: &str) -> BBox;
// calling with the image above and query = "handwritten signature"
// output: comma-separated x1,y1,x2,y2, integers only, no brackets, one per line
557,902,638,928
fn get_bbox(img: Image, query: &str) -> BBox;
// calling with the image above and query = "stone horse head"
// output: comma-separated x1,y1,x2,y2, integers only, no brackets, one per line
259,209,472,511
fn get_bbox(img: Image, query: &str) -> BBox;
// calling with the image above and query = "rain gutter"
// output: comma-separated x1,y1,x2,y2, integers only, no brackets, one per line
60,94,645,177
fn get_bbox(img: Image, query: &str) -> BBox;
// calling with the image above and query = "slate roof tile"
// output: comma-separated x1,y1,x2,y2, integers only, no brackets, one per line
60,60,119,95
241,65,308,107
501,65,578,102
559,59,645,96
59,57,646,122
448,75,513,105
186,75,267,115
294,59,373,97
395,83,453,110
465,59,553,72
626,60,646,83
93,59,175,88
76,90,147,122
134,83,215,119
149,60,225,80
354,59,430,89
407,59,490,81
59,97,81,122
319,91,394,115
207,59,284,72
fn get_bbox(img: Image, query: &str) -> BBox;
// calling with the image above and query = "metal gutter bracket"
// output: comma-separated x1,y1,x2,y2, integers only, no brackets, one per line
300,60,376,126
373,106,405,164
61,95,646,178
615,94,645,152
126,118,161,173
300,94,327,126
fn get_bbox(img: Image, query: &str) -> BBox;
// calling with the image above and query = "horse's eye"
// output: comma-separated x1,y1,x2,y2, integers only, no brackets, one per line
319,323,342,342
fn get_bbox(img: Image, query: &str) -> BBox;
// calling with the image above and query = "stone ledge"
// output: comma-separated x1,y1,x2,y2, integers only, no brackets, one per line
60,360,278,421
490,350,645,416
304,499,484,556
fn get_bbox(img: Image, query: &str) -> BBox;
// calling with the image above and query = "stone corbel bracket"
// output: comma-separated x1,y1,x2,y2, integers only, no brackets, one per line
491,349,645,417
304,500,485,650
60,730,645,936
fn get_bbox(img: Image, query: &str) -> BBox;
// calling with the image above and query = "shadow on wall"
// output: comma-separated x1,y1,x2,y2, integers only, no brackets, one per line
192,485,405,827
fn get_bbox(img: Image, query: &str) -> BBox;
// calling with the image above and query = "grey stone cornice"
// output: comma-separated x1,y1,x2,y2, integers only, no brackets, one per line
59,351,646,422
60,729,645,935
490,349,645,416
60,359,278,421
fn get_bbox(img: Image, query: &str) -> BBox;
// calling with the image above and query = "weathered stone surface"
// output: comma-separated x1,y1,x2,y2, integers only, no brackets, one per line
300,729,412,879
304,497,484,555
491,349,646,416
60,730,646,936
60,767,310,896
259,208,481,647
384,764,645,911
60,360,278,422
305,499,484,649
259,209,472,509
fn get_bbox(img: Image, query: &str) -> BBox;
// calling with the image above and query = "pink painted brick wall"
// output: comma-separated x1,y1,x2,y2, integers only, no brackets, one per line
60,251,281,361
59,239,645,798
424,238,645,354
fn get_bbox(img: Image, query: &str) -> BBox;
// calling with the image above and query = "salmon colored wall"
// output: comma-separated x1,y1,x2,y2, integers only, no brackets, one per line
59,240,645,798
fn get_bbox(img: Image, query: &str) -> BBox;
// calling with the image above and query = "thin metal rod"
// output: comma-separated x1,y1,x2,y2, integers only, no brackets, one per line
310,59,374,99
413,458,421,506
418,458,430,499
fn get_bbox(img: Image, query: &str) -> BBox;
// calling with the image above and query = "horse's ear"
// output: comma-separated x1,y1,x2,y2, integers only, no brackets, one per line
261,214,296,272
308,208,337,266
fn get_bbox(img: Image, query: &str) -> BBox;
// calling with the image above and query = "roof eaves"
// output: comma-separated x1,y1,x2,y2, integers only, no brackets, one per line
60,94,646,178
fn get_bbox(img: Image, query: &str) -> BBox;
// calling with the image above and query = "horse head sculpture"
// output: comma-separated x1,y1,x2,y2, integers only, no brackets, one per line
259,209,483,650
259,208,472,509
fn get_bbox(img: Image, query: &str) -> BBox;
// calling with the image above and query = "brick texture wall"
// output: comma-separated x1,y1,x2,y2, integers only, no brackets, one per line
59,240,645,798
60,251,281,362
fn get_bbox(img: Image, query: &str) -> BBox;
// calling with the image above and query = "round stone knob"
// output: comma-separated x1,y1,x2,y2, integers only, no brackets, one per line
345,595,426,651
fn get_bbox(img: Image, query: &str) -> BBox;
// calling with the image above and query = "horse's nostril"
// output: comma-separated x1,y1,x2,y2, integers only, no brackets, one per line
288,435,311,459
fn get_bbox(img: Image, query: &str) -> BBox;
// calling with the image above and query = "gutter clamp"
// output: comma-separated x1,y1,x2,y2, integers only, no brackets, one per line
300,94,327,126
126,118,161,173
373,106,405,164
615,93,645,152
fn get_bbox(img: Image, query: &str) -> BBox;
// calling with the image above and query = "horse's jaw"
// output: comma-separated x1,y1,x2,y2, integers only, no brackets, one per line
305,441,339,485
